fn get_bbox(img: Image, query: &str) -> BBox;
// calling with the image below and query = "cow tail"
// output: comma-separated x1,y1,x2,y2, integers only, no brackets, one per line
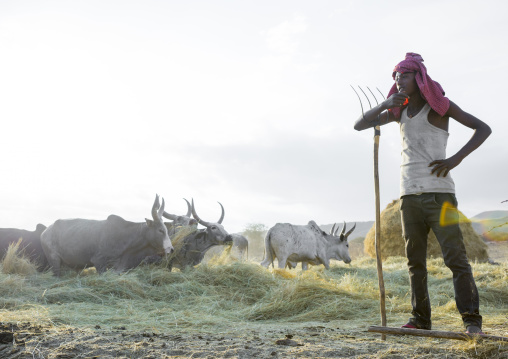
266,229,275,268
261,229,273,268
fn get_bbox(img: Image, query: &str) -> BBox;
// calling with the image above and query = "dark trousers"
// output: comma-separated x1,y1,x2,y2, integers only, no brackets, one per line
400,193,482,329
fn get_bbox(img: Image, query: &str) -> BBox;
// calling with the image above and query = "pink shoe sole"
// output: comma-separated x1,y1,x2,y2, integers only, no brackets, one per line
401,323,418,329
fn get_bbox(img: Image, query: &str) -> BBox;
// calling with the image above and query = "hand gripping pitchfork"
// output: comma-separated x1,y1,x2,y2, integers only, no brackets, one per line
351,85,387,339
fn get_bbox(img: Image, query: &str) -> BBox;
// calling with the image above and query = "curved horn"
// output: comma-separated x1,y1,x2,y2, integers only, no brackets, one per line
333,222,342,236
163,198,193,220
329,223,336,235
157,197,165,219
217,202,225,224
191,199,211,227
162,211,178,220
339,221,346,236
345,223,357,239
151,194,160,220
183,198,192,217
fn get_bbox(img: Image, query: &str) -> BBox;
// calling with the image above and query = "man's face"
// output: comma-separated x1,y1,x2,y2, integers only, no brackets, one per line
395,71,417,96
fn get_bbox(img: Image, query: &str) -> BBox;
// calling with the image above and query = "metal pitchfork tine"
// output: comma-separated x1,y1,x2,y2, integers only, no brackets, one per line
350,85,365,120
351,84,387,340
351,85,386,134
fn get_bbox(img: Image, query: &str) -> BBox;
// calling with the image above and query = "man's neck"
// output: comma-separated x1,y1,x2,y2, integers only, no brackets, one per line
407,93,426,117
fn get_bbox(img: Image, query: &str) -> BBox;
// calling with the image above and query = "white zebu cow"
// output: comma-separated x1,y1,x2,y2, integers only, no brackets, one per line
260,221,354,270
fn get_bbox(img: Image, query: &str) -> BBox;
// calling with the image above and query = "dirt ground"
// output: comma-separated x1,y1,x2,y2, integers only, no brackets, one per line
1,241,507,359
2,320,507,359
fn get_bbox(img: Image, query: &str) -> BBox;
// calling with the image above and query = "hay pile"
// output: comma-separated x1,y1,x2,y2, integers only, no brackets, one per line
1,240,37,276
364,199,489,262
348,236,367,259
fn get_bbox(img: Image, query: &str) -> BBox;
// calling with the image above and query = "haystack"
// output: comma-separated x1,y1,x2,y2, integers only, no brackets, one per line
364,199,489,262
1,240,37,275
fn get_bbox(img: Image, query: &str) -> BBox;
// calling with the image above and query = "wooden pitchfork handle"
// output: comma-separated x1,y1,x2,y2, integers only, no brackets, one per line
351,85,387,339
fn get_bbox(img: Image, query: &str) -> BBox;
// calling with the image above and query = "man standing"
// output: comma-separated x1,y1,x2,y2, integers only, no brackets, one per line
353,53,491,334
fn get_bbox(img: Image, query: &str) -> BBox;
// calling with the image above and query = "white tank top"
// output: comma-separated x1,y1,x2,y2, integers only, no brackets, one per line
399,103,455,196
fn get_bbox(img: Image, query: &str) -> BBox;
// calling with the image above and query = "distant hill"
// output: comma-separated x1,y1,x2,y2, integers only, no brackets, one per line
470,210,508,241
471,210,508,220
319,210,508,243
319,221,374,241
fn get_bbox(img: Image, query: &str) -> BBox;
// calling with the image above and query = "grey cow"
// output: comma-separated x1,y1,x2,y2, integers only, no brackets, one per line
204,233,249,261
41,195,173,276
167,199,232,271
137,198,199,266
231,233,249,260
260,221,355,270
0,224,48,271
162,198,198,237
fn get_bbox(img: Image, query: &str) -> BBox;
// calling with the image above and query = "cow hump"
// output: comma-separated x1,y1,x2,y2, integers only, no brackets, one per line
307,221,324,236
107,214,127,225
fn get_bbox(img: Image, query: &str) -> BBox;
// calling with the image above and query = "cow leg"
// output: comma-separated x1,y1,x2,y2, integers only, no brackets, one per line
49,258,61,277
286,261,298,269
260,256,270,268
301,262,308,271
166,258,174,272
277,255,288,269
260,248,274,268
320,258,330,270
95,263,108,274
91,255,109,274
44,252,62,277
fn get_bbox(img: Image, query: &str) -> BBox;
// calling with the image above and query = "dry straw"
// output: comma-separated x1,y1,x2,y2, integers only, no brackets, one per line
1,237,506,356
1,239,37,276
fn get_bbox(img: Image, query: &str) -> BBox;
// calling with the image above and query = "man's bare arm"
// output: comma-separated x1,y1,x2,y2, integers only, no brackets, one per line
429,101,492,177
353,92,408,131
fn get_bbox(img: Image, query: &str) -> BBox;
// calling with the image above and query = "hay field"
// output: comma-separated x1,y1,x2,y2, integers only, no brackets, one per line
0,249,507,358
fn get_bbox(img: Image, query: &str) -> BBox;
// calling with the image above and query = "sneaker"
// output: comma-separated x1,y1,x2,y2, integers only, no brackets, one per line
401,322,431,330
401,323,418,329
466,325,484,335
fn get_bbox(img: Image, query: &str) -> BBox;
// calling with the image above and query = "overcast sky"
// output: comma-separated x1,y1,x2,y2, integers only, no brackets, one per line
1,0,507,234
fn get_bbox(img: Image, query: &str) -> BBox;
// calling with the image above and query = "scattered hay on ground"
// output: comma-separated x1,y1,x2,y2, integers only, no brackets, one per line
0,255,506,358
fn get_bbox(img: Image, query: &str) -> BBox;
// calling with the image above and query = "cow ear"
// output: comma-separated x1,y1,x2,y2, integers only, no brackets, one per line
195,231,206,239
145,218,154,227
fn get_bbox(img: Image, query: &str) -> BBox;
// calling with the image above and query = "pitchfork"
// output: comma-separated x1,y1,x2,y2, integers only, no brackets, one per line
351,85,387,340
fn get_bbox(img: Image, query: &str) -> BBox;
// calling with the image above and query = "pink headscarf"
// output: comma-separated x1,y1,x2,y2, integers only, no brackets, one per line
387,53,450,119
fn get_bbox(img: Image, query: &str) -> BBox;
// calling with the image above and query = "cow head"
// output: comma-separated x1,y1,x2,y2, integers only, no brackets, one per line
327,221,356,264
191,199,232,245
145,194,174,254
162,198,198,237
35,224,47,234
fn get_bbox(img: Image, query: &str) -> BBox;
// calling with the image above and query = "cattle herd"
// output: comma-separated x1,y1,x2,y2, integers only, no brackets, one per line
0,195,355,276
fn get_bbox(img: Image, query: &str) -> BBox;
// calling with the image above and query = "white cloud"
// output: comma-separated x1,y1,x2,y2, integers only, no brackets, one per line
0,0,507,235
264,15,307,55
